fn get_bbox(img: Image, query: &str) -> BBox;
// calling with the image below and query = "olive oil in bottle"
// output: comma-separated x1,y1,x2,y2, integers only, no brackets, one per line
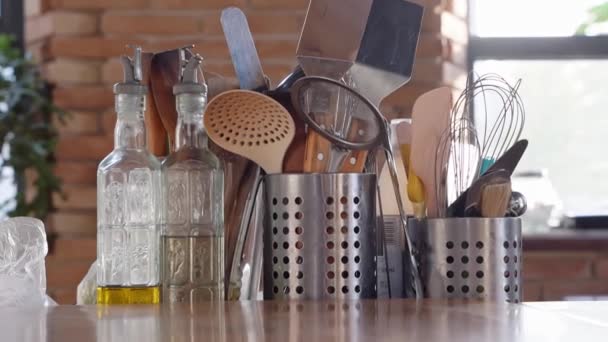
161,51,225,303
96,47,161,304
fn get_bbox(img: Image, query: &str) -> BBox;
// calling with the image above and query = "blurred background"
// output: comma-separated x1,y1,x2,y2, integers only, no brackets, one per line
1,0,608,303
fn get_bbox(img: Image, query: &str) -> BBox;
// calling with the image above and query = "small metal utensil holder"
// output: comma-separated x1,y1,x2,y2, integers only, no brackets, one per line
408,218,522,303
263,173,377,300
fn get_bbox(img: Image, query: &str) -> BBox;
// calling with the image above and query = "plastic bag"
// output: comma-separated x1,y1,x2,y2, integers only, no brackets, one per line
0,217,53,307
77,261,97,304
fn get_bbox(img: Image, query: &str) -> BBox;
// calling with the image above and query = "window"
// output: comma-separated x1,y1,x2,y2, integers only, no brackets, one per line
470,0,608,216
0,0,23,49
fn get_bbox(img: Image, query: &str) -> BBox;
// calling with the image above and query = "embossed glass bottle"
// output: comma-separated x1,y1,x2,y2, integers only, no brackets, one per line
161,53,225,303
96,47,161,304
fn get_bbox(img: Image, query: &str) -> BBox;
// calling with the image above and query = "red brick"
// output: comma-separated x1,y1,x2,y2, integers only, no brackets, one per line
247,12,304,35
56,135,113,161
51,237,97,260
594,258,608,278
543,280,608,301
26,14,53,43
50,0,147,9
524,253,593,280
381,82,440,111
101,109,117,135
260,62,295,86
48,211,97,236
50,36,145,58
52,11,98,35
27,40,51,63
54,161,98,184
46,258,92,288
149,0,245,9
440,12,468,45
25,0,50,17
101,13,200,36
45,59,101,84
53,86,114,110
256,39,298,60
250,0,308,10
53,185,97,209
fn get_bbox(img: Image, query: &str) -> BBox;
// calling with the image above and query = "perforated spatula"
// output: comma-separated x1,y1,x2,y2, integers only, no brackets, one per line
204,90,295,174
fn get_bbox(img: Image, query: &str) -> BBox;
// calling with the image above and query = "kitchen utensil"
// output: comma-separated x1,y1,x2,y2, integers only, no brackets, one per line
141,51,168,156
204,90,295,174
481,180,512,218
410,87,453,218
340,0,424,172
435,117,481,218
461,74,525,173
395,118,425,218
291,76,423,299
448,140,528,217
296,0,372,77
463,169,510,217
221,7,269,92
507,191,527,217
483,139,528,176
296,0,373,173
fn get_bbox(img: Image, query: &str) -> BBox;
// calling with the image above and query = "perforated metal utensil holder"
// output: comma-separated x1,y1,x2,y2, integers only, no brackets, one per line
409,218,522,303
263,173,377,300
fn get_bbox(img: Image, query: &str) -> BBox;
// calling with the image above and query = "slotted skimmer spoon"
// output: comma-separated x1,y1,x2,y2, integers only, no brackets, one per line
204,90,295,174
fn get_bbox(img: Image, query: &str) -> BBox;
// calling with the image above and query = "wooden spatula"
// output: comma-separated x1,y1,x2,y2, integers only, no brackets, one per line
141,51,168,157
410,87,453,218
481,180,512,218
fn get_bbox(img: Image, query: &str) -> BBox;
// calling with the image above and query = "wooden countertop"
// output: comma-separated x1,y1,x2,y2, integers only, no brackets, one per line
1,300,608,341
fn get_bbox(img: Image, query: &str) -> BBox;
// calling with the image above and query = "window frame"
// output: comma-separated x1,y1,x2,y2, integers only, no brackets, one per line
0,0,24,50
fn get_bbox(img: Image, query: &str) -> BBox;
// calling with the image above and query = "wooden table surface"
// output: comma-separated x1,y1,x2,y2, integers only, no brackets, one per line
1,300,607,341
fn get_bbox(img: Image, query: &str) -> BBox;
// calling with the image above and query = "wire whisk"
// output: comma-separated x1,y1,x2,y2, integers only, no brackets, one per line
456,73,525,173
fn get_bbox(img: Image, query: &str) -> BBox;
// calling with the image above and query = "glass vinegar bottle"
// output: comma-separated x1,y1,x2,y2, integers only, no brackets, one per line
161,52,225,303
96,47,162,304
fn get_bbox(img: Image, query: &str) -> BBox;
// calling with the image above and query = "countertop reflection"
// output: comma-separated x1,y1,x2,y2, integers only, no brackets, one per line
0,300,607,341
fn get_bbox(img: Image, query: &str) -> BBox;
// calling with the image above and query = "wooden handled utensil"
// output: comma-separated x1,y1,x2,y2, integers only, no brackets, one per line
204,90,295,174
410,87,453,218
480,180,512,218
141,51,168,157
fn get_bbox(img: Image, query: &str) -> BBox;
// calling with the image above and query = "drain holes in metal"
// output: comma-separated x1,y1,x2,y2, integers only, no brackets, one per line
354,241,360,248
283,242,289,249
446,241,454,249
341,256,348,264
354,211,360,219
283,271,289,279
462,285,469,293
476,285,484,293
282,197,289,205
461,271,469,279
461,241,469,249
282,212,289,220
283,227,289,234
296,241,303,249
272,227,278,234
272,213,278,220
340,196,348,204
341,241,348,249
327,256,335,264
476,241,484,249
296,256,303,265
461,256,469,264
295,226,303,235
447,285,454,293
326,226,334,234
327,271,335,279
283,286,290,294
354,256,360,263
327,241,334,249
447,271,454,278
476,271,484,278
354,197,360,204
327,286,335,294
503,241,509,248
446,256,454,264
340,212,348,219
295,197,302,205
341,226,348,234
273,271,278,279
354,226,360,234
273,286,278,294
355,285,361,293
504,270,510,278
296,286,304,294
355,271,361,278
504,285,510,293
295,212,303,220
272,198,278,205
326,197,334,205
297,271,303,279
326,212,334,219
342,286,349,294
342,271,348,279
476,256,484,264
504,256,510,263
513,241,518,248
273,257,278,264
283,257,289,264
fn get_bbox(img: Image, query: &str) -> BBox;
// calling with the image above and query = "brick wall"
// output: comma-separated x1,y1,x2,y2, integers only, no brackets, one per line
25,0,467,304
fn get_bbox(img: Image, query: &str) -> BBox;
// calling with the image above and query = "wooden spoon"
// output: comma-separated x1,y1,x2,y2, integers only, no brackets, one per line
410,87,453,218
141,51,168,157
204,90,295,174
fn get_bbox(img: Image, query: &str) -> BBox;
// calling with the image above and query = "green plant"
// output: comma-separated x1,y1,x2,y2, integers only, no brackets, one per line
577,3,608,34
0,35,66,219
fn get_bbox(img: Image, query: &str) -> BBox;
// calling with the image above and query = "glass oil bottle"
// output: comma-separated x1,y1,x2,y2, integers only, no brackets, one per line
96,47,162,304
161,51,225,303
